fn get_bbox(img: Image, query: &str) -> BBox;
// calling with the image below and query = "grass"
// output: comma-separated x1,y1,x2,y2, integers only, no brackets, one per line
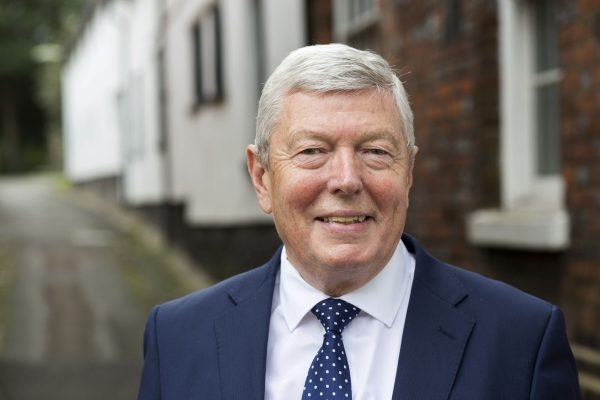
49,172,72,194
112,227,200,316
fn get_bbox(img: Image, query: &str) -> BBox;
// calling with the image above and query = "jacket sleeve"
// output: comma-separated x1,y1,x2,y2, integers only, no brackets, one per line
137,306,162,400
530,306,581,400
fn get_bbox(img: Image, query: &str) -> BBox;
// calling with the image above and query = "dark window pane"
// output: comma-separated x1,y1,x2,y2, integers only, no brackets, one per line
535,0,558,71
536,82,560,175
192,23,203,102
191,4,223,105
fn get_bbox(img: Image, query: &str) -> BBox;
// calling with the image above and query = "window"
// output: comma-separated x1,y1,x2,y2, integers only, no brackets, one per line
333,0,380,50
466,0,569,250
192,4,223,105
533,0,561,176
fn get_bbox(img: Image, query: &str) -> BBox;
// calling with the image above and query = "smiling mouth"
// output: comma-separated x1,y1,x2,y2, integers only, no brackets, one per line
317,216,368,224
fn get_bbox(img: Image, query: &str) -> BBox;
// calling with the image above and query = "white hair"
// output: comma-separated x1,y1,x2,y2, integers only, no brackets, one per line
255,43,414,167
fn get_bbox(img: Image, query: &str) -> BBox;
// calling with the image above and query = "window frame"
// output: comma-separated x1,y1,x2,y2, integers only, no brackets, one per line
333,0,380,47
191,3,224,107
466,0,569,250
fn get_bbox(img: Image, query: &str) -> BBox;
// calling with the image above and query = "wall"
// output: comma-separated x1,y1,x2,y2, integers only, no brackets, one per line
120,0,167,205
164,0,306,225
306,1,600,395
559,0,600,350
62,1,129,183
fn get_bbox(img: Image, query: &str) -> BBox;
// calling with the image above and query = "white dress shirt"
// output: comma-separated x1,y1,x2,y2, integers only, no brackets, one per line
264,241,416,400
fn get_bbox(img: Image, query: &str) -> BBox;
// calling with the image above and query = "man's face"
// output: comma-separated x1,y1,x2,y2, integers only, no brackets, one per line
247,89,417,295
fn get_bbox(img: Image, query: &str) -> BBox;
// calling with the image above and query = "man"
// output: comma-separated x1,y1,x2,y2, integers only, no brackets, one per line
137,44,580,399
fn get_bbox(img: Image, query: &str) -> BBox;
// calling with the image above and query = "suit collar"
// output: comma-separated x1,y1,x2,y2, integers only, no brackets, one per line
393,234,475,400
225,247,281,305
402,234,469,307
214,247,281,400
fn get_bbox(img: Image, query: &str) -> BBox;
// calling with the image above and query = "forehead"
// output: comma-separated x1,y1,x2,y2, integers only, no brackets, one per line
282,88,397,112
273,89,403,142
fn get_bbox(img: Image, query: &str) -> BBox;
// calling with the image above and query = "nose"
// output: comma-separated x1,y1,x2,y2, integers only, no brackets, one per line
327,149,363,195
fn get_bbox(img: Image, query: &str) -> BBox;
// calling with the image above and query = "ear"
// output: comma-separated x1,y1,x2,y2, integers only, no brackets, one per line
246,144,273,214
407,145,418,188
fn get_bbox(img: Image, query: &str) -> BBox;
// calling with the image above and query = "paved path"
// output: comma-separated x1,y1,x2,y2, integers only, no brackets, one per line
0,175,172,399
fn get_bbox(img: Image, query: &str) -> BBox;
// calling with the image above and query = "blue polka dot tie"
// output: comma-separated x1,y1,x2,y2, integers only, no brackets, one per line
301,298,361,400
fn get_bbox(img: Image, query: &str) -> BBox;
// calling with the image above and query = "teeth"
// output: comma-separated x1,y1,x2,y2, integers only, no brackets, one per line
322,216,366,224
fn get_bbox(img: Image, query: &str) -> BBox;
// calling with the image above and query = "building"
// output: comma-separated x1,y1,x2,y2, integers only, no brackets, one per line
305,0,600,396
62,0,129,197
159,0,305,277
62,0,306,279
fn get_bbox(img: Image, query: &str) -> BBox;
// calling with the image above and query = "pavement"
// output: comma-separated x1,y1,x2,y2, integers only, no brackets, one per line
0,174,213,400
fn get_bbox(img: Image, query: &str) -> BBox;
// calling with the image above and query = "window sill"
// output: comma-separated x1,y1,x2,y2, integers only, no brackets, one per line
466,208,570,250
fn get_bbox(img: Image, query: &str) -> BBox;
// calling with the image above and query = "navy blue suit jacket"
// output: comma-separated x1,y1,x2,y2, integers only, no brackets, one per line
137,235,581,399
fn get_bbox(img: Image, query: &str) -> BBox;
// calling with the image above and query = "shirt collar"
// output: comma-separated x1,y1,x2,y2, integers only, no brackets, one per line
279,241,414,331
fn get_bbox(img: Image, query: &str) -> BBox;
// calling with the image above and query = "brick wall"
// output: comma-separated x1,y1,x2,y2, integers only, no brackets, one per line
364,0,600,350
306,0,600,392
558,0,600,349
377,0,500,268
306,0,333,44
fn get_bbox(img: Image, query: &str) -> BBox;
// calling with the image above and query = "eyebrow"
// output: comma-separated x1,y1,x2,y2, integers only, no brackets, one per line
286,128,403,149
284,129,323,148
358,130,403,147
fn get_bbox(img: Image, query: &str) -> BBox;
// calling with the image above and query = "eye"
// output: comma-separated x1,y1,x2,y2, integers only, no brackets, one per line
300,148,323,155
365,148,389,156
361,147,395,169
294,147,327,169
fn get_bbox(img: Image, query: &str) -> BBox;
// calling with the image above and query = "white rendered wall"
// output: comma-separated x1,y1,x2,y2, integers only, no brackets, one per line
120,0,166,204
62,1,128,182
165,0,306,225
262,0,307,73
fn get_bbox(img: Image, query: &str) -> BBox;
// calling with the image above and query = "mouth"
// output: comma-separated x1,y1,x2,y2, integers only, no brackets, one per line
316,215,369,225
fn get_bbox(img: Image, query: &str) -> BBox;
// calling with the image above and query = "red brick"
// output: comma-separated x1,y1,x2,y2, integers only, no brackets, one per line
323,0,600,351
579,0,600,14
566,142,595,162
560,24,588,45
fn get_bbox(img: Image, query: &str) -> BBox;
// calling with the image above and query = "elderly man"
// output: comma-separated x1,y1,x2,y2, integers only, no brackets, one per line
137,44,580,399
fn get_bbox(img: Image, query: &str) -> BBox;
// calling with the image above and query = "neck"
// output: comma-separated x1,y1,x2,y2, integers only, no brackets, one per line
295,265,381,298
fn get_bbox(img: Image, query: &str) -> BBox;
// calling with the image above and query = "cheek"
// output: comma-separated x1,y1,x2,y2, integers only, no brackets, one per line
370,177,410,207
279,173,323,208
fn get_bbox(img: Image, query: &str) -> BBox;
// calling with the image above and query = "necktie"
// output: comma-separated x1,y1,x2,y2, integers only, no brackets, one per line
302,298,361,400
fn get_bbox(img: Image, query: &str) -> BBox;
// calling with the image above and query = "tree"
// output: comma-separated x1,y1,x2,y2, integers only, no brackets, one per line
0,0,84,172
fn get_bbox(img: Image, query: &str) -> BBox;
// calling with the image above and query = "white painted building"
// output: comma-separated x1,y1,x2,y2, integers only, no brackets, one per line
62,0,168,205
163,0,306,224
119,0,166,205
62,0,306,238
62,0,129,185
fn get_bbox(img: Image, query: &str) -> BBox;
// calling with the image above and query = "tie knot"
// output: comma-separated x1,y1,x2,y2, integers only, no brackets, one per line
311,298,361,334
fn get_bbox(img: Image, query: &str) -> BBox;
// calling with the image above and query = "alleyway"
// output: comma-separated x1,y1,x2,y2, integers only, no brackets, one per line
0,175,208,400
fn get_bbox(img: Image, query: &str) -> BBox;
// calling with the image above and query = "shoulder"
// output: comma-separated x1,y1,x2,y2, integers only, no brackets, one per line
447,263,553,320
154,248,281,324
404,234,553,327
437,259,579,397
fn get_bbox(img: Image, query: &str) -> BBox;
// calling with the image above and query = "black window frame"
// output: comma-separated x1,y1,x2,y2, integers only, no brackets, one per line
191,3,224,107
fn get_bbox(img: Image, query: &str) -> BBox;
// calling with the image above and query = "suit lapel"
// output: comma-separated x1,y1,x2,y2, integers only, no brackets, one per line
214,250,281,400
392,235,476,400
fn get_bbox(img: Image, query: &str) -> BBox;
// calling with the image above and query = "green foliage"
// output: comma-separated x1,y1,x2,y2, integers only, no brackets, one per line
0,0,83,75
0,0,85,173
